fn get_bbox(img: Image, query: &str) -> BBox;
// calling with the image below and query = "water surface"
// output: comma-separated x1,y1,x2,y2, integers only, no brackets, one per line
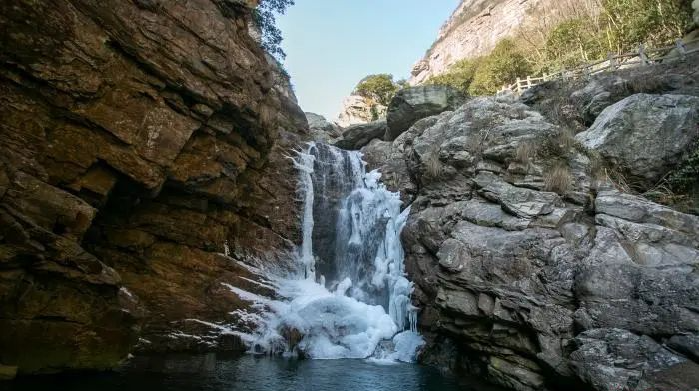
6,354,495,391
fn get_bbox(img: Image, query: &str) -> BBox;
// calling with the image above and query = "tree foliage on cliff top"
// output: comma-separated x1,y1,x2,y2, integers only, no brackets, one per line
354,74,401,107
428,0,694,95
255,0,294,59
427,39,532,95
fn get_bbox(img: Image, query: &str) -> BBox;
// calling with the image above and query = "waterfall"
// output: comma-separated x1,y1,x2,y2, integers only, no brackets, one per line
301,143,416,331
226,143,424,362
236,142,423,362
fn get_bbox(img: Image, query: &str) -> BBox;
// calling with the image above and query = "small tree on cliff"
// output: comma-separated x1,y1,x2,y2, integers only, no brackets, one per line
255,0,294,59
355,74,400,107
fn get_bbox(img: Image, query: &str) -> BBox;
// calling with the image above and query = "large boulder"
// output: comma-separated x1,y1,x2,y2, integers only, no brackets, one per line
385,92,699,391
334,119,387,150
385,85,466,141
305,112,342,143
569,329,696,391
576,93,699,189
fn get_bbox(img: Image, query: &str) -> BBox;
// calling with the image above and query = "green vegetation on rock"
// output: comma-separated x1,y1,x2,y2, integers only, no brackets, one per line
426,58,482,94
469,39,533,95
427,0,694,95
355,74,401,107
255,0,295,59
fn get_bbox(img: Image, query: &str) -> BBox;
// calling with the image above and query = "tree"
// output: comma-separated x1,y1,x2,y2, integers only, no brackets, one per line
355,74,400,106
254,0,295,59
602,0,693,53
544,19,605,70
426,58,482,94
469,39,533,95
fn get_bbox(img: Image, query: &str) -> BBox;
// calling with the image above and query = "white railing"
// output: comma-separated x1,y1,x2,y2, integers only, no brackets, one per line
499,37,699,94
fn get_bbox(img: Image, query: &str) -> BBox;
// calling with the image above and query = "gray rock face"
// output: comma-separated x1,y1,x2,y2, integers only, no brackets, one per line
333,119,387,150
384,89,699,391
570,329,687,391
305,112,342,143
385,85,466,141
576,93,699,189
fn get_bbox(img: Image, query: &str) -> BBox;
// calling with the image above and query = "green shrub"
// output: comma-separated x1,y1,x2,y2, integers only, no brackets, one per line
602,0,694,52
668,147,699,193
426,58,482,94
469,40,533,95
544,19,605,70
355,74,400,107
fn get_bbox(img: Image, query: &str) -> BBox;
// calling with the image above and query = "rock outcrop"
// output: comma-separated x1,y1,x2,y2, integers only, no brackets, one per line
364,59,699,391
306,112,342,143
334,120,387,150
576,94,699,189
409,0,600,85
0,0,307,376
336,95,386,127
386,85,466,141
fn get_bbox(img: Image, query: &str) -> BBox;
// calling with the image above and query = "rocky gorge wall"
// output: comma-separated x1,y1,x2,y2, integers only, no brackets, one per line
362,57,699,391
0,0,307,377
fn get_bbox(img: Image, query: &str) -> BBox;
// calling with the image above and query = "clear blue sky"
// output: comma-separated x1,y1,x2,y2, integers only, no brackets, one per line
277,0,460,120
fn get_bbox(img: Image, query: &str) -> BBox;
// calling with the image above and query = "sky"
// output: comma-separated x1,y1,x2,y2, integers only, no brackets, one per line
276,0,460,120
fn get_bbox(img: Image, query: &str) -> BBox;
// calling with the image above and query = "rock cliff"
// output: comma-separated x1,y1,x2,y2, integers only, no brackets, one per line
409,0,598,85
0,0,307,376
336,95,386,127
364,57,699,391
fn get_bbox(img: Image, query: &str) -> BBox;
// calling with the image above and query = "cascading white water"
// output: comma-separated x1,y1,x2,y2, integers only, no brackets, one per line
234,142,423,362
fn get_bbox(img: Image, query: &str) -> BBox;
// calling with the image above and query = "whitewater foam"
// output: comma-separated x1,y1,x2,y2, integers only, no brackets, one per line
232,142,423,362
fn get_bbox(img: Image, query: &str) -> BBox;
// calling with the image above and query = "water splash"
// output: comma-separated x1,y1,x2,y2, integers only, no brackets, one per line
238,142,423,362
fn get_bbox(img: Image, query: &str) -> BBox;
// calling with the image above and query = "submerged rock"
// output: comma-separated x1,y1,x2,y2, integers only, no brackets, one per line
0,365,17,381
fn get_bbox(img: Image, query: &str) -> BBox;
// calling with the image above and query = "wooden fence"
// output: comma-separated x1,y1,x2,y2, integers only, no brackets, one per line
499,37,699,94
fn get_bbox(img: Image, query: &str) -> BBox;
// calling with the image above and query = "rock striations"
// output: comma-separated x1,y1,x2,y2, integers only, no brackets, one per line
0,0,307,376
364,58,699,391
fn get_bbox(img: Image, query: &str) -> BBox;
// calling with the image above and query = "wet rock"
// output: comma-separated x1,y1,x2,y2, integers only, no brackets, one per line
668,335,699,362
0,365,17,381
570,329,692,391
